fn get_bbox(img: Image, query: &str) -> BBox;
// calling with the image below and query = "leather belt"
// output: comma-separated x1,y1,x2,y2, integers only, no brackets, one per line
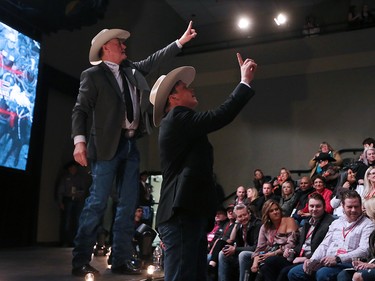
121,128,135,139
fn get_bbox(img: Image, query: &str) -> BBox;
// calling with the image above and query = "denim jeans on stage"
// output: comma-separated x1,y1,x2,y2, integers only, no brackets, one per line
288,262,352,281
72,136,139,268
218,250,253,281
158,212,208,281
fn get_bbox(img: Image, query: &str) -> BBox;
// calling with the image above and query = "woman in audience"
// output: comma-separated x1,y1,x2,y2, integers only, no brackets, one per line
250,200,299,281
298,175,334,216
331,164,364,217
244,186,261,218
358,148,375,180
279,180,299,217
272,168,293,196
253,169,272,195
362,166,375,205
309,141,342,176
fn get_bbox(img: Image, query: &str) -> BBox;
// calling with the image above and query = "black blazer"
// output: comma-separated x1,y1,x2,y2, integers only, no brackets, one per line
156,83,255,226
294,212,335,257
71,42,180,161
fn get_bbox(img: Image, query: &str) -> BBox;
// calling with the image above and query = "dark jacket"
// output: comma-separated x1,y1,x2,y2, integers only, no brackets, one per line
234,216,262,254
294,187,315,211
156,83,255,226
72,42,181,161
294,212,335,257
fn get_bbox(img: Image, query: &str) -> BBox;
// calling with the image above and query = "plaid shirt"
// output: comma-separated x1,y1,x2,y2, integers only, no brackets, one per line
311,214,375,263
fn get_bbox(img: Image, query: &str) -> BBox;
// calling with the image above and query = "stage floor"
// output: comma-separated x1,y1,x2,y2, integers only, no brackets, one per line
0,247,163,281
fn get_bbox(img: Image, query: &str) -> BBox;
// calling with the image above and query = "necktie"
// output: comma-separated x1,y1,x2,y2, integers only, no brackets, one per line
120,69,134,123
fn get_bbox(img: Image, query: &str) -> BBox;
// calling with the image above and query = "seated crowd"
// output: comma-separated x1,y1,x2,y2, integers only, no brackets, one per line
206,138,375,281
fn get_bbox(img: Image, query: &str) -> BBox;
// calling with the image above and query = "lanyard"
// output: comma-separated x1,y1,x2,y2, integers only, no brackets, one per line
342,216,363,241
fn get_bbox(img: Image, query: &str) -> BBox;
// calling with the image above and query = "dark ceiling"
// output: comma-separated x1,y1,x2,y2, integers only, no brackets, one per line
0,0,354,51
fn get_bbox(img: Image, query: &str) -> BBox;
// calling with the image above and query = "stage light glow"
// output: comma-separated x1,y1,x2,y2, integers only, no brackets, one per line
274,13,287,26
238,17,250,29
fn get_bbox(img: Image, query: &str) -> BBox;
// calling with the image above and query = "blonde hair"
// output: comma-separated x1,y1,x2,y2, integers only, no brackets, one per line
364,197,375,220
247,186,259,201
363,166,375,199
363,148,375,166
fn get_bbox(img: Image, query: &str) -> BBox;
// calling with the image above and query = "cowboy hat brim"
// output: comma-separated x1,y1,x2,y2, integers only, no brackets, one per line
89,28,130,65
149,66,196,127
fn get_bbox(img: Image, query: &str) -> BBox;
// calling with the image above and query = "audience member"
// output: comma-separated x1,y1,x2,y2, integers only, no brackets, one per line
310,152,340,189
309,142,342,174
357,147,375,180
255,182,281,215
218,204,261,281
278,193,335,281
207,208,229,252
348,5,362,29
293,177,314,224
207,204,237,278
358,137,375,162
336,197,375,281
245,187,261,217
279,180,299,217
361,4,375,27
57,161,89,247
138,171,154,226
234,186,247,205
272,167,293,196
362,166,375,207
250,200,299,281
331,164,364,217
288,190,375,281
299,175,334,215
253,169,272,195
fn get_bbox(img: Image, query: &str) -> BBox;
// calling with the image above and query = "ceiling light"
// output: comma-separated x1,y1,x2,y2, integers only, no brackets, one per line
237,17,250,29
274,13,287,26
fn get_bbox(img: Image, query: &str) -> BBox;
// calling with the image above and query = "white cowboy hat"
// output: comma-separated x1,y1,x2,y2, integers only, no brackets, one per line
89,28,130,65
149,66,196,127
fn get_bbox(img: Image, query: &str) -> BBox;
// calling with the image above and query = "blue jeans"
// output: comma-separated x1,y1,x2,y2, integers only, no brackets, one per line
72,137,139,268
158,212,208,281
218,250,253,281
288,262,352,281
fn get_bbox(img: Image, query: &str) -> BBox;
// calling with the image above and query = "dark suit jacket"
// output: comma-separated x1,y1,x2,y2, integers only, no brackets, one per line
234,217,262,254
294,212,335,257
156,83,255,226
71,42,180,161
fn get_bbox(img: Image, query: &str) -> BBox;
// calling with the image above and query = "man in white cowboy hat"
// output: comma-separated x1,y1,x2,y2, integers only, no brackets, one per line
71,22,196,277
149,53,257,281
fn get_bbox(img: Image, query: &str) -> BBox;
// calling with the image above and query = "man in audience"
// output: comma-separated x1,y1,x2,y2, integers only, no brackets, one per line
254,182,280,215
278,192,335,281
218,203,261,281
293,176,315,224
288,190,375,281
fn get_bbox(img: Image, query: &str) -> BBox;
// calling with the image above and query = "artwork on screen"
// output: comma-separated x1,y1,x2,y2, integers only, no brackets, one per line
0,21,40,170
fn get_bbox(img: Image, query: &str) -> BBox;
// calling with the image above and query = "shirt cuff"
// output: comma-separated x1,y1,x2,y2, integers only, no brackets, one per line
74,135,86,145
240,81,251,88
175,39,183,49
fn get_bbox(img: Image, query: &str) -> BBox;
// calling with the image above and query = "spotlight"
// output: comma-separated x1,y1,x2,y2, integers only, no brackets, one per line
274,13,287,26
237,17,250,29
84,273,95,281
